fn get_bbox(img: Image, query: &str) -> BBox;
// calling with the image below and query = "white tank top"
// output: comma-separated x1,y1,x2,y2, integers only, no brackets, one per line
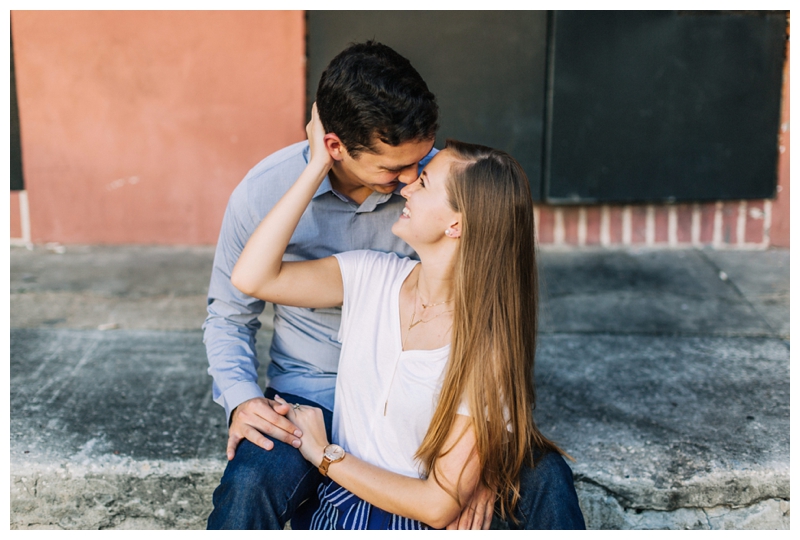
332,250,467,479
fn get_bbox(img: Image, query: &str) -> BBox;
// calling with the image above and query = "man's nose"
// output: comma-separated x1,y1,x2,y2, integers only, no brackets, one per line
397,164,418,185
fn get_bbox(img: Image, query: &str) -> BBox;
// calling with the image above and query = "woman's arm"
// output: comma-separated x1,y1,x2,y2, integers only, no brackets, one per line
277,396,481,529
230,104,343,308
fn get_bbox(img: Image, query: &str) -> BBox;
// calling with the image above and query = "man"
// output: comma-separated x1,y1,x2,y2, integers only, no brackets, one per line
204,41,584,530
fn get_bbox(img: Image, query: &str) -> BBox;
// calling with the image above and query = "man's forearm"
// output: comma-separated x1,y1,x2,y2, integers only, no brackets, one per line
204,310,264,422
205,179,266,422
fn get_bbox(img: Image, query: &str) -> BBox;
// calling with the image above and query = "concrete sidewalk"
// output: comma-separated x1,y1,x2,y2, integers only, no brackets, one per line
10,245,789,529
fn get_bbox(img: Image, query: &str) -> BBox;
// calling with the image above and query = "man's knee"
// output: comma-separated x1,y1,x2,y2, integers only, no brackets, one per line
514,450,586,529
210,391,332,529
213,439,280,512
220,441,273,491
209,438,318,529
220,438,312,497
525,450,577,490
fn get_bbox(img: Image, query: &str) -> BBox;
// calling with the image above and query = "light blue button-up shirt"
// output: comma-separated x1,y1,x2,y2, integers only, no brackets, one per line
204,141,437,421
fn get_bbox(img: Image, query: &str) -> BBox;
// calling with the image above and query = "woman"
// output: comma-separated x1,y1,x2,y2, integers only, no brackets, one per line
231,105,567,529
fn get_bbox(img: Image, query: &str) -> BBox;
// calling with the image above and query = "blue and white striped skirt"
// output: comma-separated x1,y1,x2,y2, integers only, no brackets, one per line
294,479,432,530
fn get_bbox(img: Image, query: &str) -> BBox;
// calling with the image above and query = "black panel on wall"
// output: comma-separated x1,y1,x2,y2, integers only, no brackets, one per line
307,11,549,200
11,30,24,191
545,11,787,203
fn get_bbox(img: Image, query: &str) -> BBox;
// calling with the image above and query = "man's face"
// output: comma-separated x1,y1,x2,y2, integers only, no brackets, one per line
334,138,436,194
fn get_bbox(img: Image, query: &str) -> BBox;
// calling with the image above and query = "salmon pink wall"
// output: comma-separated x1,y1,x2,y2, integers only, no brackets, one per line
10,191,21,238
12,11,305,244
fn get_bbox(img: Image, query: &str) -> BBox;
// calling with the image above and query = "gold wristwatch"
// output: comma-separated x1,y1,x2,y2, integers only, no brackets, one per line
319,443,346,476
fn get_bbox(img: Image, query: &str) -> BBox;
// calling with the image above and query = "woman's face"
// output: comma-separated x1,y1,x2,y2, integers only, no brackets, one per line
391,150,461,247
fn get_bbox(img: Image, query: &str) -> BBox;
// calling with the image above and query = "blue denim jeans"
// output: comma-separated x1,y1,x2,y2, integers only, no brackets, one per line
207,389,332,530
507,449,586,529
207,387,585,530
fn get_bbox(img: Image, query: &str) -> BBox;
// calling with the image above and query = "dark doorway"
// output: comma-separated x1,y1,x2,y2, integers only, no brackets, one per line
307,11,787,204
545,11,787,203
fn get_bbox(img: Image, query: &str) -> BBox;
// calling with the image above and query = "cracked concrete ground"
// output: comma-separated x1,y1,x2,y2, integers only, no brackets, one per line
10,245,789,529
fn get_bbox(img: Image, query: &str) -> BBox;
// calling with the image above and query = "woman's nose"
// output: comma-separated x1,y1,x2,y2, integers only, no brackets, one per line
400,178,418,199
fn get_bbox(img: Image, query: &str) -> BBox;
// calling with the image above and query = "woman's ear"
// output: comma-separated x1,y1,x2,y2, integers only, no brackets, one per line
324,134,346,162
445,221,462,239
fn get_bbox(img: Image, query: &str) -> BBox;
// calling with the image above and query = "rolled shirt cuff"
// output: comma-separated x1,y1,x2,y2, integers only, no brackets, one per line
221,381,266,427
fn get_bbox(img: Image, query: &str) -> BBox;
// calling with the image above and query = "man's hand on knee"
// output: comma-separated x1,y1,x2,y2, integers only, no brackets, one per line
227,397,303,460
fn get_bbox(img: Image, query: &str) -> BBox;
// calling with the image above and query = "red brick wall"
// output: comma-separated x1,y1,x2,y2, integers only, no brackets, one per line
534,199,776,249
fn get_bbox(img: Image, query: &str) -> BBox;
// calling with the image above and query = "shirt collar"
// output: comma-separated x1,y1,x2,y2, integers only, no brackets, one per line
313,175,335,199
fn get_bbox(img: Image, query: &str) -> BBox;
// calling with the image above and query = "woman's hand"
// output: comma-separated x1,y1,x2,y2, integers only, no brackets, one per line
307,102,333,172
274,394,329,467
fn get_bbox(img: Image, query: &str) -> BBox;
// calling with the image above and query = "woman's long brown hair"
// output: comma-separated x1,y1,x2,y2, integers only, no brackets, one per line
415,140,567,522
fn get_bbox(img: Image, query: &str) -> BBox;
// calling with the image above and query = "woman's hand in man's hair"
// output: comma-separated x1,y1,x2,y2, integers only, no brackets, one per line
307,102,334,171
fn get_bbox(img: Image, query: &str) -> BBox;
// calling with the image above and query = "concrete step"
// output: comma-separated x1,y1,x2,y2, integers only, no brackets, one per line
10,245,790,529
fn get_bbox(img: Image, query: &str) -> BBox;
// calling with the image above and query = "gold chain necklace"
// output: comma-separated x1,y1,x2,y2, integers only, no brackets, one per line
384,280,453,416
408,308,454,329
420,298,452,309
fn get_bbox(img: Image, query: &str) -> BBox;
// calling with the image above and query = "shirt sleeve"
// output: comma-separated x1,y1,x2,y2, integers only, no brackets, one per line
203,180,266,425
456,400,471,417
333,250,408,344
332,250,370,344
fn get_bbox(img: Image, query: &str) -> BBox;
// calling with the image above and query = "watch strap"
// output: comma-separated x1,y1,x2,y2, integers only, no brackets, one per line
319,456,332,476
318,444,345,477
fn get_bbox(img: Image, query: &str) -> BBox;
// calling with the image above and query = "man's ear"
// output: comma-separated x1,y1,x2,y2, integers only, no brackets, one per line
323,134,346,162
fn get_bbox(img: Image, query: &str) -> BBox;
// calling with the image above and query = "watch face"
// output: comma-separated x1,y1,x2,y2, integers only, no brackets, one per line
324,444,345,461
